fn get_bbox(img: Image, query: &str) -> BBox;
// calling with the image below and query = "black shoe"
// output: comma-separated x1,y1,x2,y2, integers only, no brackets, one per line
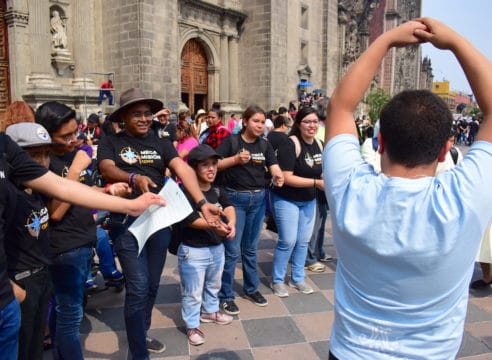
220,300,240,315
244,291,268,307
146,336,166,353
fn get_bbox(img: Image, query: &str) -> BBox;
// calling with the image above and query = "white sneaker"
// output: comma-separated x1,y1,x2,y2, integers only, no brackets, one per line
272,282,289,297
288,280,314,294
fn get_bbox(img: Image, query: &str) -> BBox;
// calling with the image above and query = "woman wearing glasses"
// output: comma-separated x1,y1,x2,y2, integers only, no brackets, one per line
97,88,226,360
270,107,325,298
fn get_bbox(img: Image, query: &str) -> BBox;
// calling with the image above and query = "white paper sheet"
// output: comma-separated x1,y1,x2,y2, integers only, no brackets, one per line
128,178,193,255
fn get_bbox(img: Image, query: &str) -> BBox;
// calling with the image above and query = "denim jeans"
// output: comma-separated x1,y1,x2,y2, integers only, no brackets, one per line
178,243,225,329
49,245,92,360
17,267,52,360
0,299,21,360
110,213,170,360
94,226,117,278
305,199,329,265
271,193,316,284
219,189,266,302
97,90,113,105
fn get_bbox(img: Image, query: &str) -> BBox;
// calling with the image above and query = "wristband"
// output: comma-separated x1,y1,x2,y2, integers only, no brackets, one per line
128,173,137,189
196,198,207,211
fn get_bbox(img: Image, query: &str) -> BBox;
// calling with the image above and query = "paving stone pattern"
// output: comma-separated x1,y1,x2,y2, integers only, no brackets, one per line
44,217,492,360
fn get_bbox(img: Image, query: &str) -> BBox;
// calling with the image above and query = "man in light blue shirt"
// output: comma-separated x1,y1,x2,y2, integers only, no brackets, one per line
323,18,492,359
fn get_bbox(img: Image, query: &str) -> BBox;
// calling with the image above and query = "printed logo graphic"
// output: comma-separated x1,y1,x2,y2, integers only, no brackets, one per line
120,147,140,165
25,207,49,238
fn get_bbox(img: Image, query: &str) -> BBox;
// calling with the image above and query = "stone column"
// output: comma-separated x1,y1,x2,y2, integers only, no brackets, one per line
220,34,229,102
228,36,239,104
71,0,96,83
5,2,30,101
25,0,60,91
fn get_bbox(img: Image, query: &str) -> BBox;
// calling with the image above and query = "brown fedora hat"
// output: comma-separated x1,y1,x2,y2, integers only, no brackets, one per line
107,88,163,122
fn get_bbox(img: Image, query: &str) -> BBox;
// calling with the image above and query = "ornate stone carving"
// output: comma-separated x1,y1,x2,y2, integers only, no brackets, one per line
49,6,74,76
5,10,29,27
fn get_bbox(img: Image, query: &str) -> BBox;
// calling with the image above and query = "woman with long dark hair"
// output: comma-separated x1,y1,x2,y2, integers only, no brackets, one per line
215,105,283,315
270,107,324,297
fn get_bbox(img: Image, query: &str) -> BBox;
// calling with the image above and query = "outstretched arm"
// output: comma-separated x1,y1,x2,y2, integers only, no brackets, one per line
415,17,492,143
325,20,427,144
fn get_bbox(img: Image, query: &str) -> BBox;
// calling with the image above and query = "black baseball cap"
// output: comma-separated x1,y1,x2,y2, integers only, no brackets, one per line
187,144,222,167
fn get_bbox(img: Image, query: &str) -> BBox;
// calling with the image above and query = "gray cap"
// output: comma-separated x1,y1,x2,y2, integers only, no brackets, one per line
6,123,52,148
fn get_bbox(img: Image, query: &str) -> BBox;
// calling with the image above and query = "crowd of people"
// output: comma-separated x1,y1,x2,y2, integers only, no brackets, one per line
0,17,491,360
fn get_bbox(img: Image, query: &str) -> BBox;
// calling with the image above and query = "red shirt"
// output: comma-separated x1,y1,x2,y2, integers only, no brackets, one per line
205,122,230,149
100,81,113,89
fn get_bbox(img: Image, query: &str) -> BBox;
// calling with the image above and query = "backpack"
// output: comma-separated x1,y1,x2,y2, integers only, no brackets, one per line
288,135,323,158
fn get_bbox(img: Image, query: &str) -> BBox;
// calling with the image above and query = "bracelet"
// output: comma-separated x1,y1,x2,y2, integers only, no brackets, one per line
128,173,138,189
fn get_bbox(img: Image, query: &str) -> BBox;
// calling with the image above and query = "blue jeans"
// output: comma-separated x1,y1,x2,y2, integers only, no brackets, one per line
271,193,316,284
86,227,117,282
178,244,225,329
50,245,92,360
305,200,329,265
0,299,21,360
97,90,113,105
219,189,266,301
110,214,170,360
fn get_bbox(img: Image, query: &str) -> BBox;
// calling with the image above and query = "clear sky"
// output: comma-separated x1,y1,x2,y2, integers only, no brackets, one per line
421,0,492,95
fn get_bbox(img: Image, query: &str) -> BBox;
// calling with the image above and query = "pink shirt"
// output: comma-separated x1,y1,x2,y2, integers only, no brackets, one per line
177,136,199,163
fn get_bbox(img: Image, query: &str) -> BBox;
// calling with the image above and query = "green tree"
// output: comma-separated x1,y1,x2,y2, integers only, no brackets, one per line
364,88,391,123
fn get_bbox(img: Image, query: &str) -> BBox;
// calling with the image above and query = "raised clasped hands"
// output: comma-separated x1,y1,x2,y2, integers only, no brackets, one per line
385,19,428,48
412,17,460,51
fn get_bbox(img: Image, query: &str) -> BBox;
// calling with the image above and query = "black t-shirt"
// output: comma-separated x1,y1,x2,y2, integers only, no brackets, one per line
180,186,233,247
216,134,278,190
48,151,97,256
267,131,289,153
5,183,50,275
272,136,323,202
151,121,177,143
97,131,178,196
0,134,48,309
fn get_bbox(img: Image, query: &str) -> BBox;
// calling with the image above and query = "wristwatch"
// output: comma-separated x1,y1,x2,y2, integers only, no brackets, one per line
195,198,207,211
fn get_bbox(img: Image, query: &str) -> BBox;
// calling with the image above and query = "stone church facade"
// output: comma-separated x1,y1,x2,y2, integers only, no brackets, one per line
1,0,428,127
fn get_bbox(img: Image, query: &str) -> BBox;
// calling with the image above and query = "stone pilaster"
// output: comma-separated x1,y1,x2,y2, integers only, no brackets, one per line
5,3,29,101
220,34,229,102
228,36,239,104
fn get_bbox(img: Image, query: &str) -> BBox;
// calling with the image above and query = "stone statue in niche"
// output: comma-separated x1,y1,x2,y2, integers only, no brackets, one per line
50,10,67,49
50,8,74,75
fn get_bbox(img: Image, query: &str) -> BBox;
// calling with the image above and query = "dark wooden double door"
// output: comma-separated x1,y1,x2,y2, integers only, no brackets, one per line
181,39,208,114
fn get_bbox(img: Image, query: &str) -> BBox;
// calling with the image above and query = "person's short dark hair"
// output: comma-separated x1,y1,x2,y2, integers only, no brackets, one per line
35,101,76,135
87,113,99,124
380,90,453,167
364,126,374,139
278,106,288,114
274,115,288,129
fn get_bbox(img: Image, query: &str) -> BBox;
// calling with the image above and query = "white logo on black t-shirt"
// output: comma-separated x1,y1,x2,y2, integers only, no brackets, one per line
25,207,49,238
120,147,140,165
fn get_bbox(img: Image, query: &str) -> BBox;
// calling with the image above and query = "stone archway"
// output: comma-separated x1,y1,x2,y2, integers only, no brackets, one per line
180,39,208,114
0,1,10,129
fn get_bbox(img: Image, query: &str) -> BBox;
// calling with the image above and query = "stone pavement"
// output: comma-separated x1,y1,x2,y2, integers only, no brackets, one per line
44,218,492,360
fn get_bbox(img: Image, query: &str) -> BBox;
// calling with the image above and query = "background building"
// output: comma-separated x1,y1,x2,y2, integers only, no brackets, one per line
1,0,427,129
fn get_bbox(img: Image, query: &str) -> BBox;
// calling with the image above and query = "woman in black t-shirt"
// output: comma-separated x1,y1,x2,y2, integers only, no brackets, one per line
270,107,325,298
215,105,284,315
97,88,225,359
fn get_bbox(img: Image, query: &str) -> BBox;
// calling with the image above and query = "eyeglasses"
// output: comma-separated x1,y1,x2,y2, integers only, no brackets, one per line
53,130,78,144
131,111,153,120
301,119,320,125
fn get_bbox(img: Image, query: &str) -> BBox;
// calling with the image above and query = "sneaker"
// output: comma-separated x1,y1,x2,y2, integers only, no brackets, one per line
187,328,205,346
220,300,240,315
288,280,314,294
85,279,98,291
145,336,166,353
104,270,124,282
200,311,233,325
271,282,289,298
319,254,333,262
305,262,325,272
244,291,268,306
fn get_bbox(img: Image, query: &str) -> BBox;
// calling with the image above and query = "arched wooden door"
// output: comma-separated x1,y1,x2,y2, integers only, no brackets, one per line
0,1,11,129
181,39,208,114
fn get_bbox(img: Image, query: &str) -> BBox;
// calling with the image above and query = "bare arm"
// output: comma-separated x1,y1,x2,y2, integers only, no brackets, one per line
325,20,427,144
24,171,165,216
415,17,492,142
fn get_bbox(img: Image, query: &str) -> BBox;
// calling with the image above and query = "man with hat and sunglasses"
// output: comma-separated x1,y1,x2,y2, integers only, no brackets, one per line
98,88,228,359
